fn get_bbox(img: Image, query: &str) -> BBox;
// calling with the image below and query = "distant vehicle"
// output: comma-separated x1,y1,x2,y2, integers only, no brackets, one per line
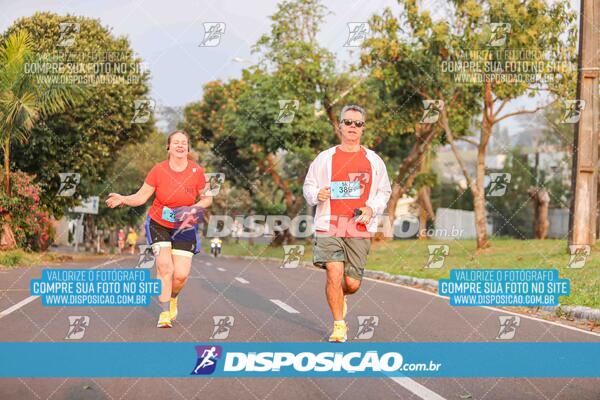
210,238,222,257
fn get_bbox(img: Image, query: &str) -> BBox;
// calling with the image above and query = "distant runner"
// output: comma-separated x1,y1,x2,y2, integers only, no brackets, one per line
106,130,212,328
303,105,391,342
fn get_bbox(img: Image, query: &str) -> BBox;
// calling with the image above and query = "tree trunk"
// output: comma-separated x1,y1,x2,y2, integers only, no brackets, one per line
386,125,437,224
471,81,496,249
473,140,490,249
528,187,550,239
3,137,9,196
416,186,434,239
0,137,16,250
0,214,17,250
323,97,342,141
473,146,490,248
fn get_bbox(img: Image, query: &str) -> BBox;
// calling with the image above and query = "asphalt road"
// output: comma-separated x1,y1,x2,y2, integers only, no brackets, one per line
0,253,598,400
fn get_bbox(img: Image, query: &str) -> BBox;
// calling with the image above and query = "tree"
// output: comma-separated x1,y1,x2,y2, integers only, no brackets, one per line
0,30,81,248
5,12,153,218
444,0,577,248
369,0,577,248
181,0,383,245
362,5,481,226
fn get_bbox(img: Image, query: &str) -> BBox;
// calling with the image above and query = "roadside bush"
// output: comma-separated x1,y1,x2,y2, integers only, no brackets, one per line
0,171,54,251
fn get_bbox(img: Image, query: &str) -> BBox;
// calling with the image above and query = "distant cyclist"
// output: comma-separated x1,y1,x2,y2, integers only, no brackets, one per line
106,130,212,328
303,105,391,342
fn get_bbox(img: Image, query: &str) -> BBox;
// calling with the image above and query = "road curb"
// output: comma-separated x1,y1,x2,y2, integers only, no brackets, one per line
216,254,600,323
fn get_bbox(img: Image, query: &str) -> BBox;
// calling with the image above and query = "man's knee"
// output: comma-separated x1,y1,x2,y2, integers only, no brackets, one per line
172,273,188,287
345,278,361,294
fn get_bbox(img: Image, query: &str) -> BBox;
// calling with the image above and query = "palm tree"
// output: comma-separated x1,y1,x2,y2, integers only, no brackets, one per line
0,30,82,248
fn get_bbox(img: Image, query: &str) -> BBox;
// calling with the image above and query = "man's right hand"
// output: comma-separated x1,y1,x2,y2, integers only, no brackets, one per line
317,187,331,202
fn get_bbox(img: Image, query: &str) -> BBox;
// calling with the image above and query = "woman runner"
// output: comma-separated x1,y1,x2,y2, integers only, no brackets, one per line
106,130,212,328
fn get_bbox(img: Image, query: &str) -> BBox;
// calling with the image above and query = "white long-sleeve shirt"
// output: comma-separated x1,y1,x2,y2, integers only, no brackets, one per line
303,145,392,234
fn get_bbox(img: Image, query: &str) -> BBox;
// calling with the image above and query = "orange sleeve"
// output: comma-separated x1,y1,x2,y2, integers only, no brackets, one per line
145,164,158,187
198,167,207,194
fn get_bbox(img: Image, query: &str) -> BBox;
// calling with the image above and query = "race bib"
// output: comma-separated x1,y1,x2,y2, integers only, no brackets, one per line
161,206,176,222
330,181,360,199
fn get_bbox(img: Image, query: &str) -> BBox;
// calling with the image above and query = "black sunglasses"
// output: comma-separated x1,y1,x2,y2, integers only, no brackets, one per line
341,119,365,128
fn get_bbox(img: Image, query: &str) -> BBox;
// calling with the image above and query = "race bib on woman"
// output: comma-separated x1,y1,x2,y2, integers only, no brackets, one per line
330,181,360,199
161,206,176,222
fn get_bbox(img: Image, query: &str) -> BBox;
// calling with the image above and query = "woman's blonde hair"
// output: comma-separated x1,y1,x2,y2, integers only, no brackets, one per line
166,130,198,161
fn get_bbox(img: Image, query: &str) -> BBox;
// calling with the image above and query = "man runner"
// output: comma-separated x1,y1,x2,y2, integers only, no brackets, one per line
303,105,391,342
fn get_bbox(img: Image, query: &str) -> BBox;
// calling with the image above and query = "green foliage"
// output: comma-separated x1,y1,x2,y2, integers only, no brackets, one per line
87,130,167,229
0,252,22,267
4,12,153,217
431,183,474,211
0,30,80,142
181,0,362,215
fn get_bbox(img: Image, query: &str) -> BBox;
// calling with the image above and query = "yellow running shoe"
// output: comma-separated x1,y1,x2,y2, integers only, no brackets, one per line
328,321,348,343
157,311,172,328
169,297,178,321
342,295,347,319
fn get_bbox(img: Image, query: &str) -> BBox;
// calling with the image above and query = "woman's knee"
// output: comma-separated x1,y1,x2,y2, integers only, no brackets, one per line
156,257,174,276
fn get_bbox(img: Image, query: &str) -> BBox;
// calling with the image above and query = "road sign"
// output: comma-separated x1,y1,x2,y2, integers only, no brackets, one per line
69,197,99,215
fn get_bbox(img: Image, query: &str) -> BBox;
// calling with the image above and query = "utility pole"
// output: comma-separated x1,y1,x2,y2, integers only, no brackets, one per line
569,0,599,247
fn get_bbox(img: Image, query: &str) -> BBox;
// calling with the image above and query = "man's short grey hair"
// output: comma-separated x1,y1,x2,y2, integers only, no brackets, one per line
339,104,366,122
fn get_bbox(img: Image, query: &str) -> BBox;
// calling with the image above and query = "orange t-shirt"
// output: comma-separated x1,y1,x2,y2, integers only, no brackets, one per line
145,160,206,229
326,147,372,237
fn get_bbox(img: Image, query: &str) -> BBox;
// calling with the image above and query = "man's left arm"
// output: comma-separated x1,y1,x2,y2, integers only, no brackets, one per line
360,158,392,223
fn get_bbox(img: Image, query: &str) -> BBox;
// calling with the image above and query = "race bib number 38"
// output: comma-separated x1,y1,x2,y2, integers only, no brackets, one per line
330,181,360,199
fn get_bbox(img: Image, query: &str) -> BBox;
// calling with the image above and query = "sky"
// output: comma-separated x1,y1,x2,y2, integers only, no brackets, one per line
0,0,404,107
0,0,581,133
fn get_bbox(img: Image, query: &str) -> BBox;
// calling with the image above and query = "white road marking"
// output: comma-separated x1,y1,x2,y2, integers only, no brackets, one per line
235,277,249,284
0,257,126,320
390,378,447,400
0,296,39,319
205,262,212,266
270,299,300,314
364,275,600,338
217,267,226,272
